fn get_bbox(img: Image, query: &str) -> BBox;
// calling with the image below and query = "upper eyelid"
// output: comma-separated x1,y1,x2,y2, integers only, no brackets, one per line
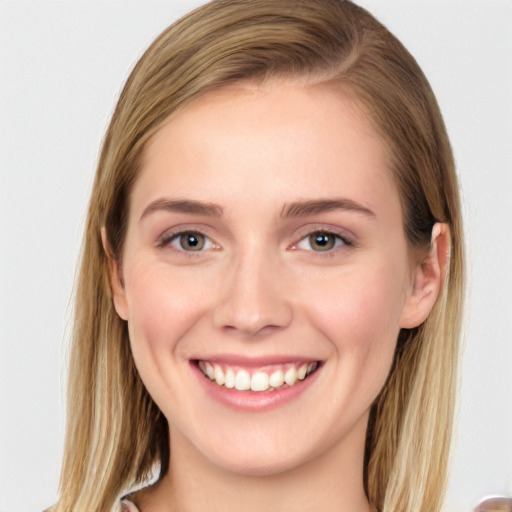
157,224,216,242
290,225,355,244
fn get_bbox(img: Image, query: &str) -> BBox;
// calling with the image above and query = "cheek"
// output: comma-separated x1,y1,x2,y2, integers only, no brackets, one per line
305,263,407,384
123,260,211,358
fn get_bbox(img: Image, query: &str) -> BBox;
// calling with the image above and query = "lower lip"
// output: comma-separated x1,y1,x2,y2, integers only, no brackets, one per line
190,362,322,412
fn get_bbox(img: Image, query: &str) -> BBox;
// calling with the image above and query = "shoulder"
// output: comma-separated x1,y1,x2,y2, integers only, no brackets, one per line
120,499,141,512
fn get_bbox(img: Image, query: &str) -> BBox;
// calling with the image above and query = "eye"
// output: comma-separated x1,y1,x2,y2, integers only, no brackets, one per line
163,231,216,252
296,231,348,252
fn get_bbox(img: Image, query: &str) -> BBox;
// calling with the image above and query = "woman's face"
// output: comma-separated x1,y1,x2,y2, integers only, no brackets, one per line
112,80,427,476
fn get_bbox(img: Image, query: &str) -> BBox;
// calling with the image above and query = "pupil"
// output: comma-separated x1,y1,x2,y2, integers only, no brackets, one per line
316,234,329,246
311,232,334,251
181,233,204,250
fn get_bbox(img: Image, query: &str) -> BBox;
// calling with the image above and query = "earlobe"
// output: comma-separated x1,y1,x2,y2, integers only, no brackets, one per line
101,227,129,321
399,223,451,329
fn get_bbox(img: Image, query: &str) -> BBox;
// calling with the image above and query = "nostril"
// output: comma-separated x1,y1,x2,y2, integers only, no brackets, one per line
221,323,283,338
251,324,284,337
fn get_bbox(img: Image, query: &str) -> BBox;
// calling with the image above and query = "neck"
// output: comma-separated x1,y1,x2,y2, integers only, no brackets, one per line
138,416,372,512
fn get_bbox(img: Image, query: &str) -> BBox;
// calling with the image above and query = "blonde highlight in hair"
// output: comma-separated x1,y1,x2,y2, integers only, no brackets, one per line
50,1,464,511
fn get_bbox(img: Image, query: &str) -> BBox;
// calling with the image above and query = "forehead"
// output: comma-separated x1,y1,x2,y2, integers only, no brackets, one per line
133,80,397,219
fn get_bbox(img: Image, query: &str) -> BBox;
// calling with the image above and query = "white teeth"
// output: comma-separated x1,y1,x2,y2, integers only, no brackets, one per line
234,370,251,391
214,364,225,386
251,372,270,392
198,361,318,392
269,370,285,388
284,367,297,386
225,368,235,389
297,363,308,380
205,362,214,380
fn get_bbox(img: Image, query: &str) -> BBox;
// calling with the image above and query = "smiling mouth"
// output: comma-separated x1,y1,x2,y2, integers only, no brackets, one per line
196,360,319,392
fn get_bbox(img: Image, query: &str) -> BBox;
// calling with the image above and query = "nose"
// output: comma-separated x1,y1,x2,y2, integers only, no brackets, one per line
212,249,293,337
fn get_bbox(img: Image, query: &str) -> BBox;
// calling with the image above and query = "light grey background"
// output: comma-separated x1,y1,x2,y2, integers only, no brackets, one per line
0,2,510,511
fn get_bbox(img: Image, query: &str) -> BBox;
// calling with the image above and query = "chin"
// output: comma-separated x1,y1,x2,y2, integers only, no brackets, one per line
192,426,324,478
209,449,310,478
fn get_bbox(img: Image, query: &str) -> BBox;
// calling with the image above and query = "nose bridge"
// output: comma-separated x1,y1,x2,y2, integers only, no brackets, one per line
212,241,293,336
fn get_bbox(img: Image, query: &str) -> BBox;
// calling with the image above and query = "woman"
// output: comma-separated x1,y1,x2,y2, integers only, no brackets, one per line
49,0,464,511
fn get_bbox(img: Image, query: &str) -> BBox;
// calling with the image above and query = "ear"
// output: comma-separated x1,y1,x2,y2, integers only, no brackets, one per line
101,227,129,321
399,223,451,329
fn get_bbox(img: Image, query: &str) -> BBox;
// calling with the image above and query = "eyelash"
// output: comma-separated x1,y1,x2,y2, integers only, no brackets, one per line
157,228,353,256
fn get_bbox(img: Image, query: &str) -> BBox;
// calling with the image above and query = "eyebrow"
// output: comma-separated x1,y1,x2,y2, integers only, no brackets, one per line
281,198,376,218
140,198,224,221
139,197,375,222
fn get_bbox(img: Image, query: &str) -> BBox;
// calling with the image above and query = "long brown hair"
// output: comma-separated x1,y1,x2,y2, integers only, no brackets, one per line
50,1,464,511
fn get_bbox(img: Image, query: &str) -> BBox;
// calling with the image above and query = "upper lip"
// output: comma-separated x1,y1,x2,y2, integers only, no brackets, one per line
192,355,321,367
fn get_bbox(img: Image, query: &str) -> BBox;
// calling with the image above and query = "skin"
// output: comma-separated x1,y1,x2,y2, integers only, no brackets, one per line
108,80,448,512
